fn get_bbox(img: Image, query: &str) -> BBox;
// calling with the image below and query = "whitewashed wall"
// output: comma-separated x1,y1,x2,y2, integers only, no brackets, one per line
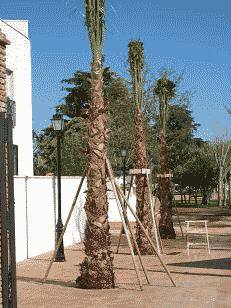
1,20,33,177
14,176,137,263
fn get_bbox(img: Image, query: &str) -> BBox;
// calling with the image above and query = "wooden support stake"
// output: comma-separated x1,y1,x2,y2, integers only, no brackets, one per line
114,179,177,287
173,188,184,239
129,169,150,174
121,169,161,256
106,158,144,291
43,165,89,283
152,196,164,254
115,184,151,286
116,175,134,254
147,174,161,255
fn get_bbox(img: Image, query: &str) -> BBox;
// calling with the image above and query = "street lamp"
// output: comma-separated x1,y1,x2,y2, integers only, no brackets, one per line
51,113,66,262
121,148,128,234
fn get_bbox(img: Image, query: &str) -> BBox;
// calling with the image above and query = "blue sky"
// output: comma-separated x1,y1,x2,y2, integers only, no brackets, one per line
1,0,231,145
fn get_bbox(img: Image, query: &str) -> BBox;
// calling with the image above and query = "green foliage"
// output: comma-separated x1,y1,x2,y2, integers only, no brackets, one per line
142,66,196,129
34,57,220,193
33,126,56,176
225,105,231,118
175,142,219,192
33,70,135,176
105,76,135,176
60,117,88,176
33,117,87,176
52,56,119,119
206,122,231,204
146,103,205,187
33,128,46,175
157,103,202,170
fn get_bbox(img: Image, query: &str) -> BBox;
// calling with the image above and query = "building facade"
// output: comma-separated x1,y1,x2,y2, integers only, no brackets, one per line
0,19,33,177
0,25,17,308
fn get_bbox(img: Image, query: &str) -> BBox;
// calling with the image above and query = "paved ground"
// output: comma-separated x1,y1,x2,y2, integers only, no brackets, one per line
15,208,231,307
16,274,231,307
16,245,231,308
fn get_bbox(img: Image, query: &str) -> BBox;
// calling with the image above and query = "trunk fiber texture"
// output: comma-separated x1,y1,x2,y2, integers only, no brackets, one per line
158,128,176,239
76,65,115,289
133,107,153,255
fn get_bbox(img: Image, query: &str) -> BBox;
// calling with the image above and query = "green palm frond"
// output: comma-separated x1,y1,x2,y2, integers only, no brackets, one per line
154,77,177,130
127,39,145,108
83,0,108,78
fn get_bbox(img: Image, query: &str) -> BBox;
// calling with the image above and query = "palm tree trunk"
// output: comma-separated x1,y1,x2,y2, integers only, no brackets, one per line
76,64,115,289
158,128,176,239
133,107,153,255
229,177,231,208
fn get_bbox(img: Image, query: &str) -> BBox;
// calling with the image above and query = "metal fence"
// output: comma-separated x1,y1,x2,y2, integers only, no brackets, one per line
0,112,17,308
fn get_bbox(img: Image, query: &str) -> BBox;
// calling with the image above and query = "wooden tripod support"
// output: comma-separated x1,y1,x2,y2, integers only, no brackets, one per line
116,168,162,256
115,173,134,253
172,185,184,239
152,193,164,254
42,157,176,289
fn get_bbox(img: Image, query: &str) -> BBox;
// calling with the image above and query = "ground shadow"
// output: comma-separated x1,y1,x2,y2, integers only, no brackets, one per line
16,276,76,288
168,257,231,270
16,275,143,291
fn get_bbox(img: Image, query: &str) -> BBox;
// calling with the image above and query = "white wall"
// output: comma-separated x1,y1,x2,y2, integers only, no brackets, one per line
14,176,137,263
1,20,33,177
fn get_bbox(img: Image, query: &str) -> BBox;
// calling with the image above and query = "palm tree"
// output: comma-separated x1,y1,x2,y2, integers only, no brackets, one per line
154,77,177,239
127,39,153,255
75,0,115,289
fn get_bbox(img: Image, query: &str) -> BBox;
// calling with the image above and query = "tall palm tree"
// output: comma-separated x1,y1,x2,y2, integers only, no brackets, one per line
154,77,177,239
127,39,153,255
75,0,115,289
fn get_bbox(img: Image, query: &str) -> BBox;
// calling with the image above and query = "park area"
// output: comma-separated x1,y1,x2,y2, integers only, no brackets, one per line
15,196,231,307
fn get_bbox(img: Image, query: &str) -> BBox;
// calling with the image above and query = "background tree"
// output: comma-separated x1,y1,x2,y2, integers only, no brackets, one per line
177,141,219,206
149,103,202,186
34,60,200,184
207,121,231,207
33,118,87,176
140,65,221,209
105,76,135,177
52,54,118,120
33,72,135,177
224,168,231,207
141,64,197,190
75,0,115,289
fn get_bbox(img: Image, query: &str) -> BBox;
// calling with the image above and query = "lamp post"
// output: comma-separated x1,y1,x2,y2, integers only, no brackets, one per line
121,148,127,234
51,113,66,262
